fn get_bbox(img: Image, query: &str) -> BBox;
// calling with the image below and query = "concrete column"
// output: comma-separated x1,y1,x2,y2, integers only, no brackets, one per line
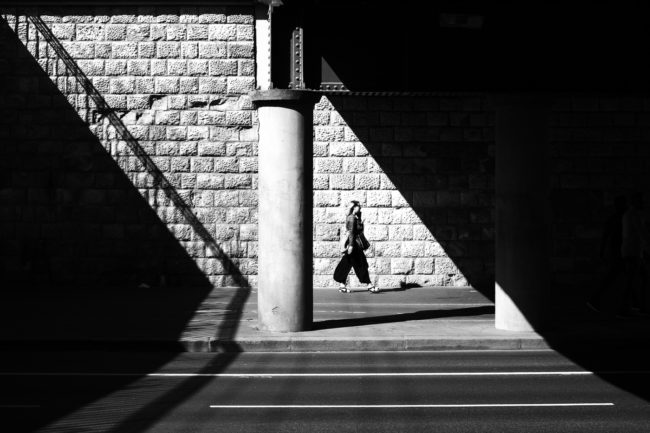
250,89,318,332
494,94,551,332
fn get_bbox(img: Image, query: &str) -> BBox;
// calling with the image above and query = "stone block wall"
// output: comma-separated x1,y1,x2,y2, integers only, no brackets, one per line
1,6,647,292
0,6,258,288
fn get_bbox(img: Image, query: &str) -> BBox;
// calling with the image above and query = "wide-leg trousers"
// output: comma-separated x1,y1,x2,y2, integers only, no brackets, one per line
333,247,370,284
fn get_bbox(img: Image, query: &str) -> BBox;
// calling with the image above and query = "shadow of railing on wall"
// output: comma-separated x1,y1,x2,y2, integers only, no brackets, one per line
25,15,248,288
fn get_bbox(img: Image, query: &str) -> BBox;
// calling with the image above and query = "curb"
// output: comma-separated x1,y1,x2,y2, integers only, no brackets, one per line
5,333,650,353
182,336,552,352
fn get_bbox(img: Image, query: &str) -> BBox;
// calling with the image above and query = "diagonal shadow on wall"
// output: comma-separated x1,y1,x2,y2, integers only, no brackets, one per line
326,95,495,301
0,15,251,431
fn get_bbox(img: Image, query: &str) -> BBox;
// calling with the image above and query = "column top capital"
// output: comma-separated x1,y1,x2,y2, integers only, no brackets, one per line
249,89,321,107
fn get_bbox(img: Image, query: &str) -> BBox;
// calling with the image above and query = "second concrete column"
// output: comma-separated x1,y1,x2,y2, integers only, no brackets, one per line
494,94,551,332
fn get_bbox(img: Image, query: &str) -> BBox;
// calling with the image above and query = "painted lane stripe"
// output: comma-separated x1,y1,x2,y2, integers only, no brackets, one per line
209,403,615,409
1,371,646,377
311,303,494,306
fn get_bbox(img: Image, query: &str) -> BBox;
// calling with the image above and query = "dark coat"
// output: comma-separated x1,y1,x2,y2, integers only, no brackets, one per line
345,214,364,248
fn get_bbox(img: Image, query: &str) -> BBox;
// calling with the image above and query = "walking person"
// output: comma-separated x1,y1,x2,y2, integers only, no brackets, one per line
333,200,379,293
617,192,650,317
586,195,627,313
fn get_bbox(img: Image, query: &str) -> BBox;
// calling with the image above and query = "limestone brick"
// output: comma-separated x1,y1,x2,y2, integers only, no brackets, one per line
227,42,253,59
112,42,138,58
199,14,227,24
388,225,413,241
314,258,337,274
238,59,255,76
366,190,391,207
199,41,226,59
227,77,255,94
308,141,328,157
314,158,342,174
166,24,186,41
154,77,179,93
329,142,355,156
314,191,340,207
157,41,181,58
365,224,388,241
166,126,187,140
314,111,330,125
127,24,151,41
168,59,188,75
329,174,354,190
391,258,413,275
315,126,345,142
226,142,254,156
207,59,236,76
181,42,199,59
313,242,341,259
238,157,257,173
355,174,380,190
187,24,208,41
106,24,127,40
343,158,367,173
52,23,75,40
373,241,402,257
313,174,329,190
225,111,251,126
213,158,240,173
198,111,226,125
209,24,237,41
199,77,227,93
77,24,104,41
196,173,224,189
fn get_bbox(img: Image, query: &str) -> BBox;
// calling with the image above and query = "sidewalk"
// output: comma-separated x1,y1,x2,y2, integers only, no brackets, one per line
2,286,650,352
184,287,542,352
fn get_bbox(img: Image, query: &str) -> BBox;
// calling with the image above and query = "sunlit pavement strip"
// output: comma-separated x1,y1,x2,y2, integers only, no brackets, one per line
209,403,615,409
2,371,647,377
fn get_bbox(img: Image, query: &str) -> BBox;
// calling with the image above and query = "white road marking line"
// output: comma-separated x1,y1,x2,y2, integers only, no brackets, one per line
209,403,615,409
149,371,596,377
311,303,494,307
314,310,367,312
1,371,645,377
233,349,558,354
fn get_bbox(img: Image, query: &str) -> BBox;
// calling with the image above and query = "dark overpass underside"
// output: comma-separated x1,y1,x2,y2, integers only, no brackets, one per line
270,0,650,93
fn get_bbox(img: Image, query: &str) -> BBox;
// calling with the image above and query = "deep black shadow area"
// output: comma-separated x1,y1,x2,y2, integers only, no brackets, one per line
0,16,250,432
313,305,494,331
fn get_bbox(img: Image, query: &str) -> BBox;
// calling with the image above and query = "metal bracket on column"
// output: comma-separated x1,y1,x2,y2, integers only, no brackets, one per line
289,26,304,89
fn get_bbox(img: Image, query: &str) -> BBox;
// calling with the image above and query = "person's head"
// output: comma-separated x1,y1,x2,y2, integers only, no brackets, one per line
347,200,361,216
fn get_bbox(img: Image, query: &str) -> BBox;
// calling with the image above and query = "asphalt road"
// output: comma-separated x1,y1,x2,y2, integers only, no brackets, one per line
2,350,650,433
